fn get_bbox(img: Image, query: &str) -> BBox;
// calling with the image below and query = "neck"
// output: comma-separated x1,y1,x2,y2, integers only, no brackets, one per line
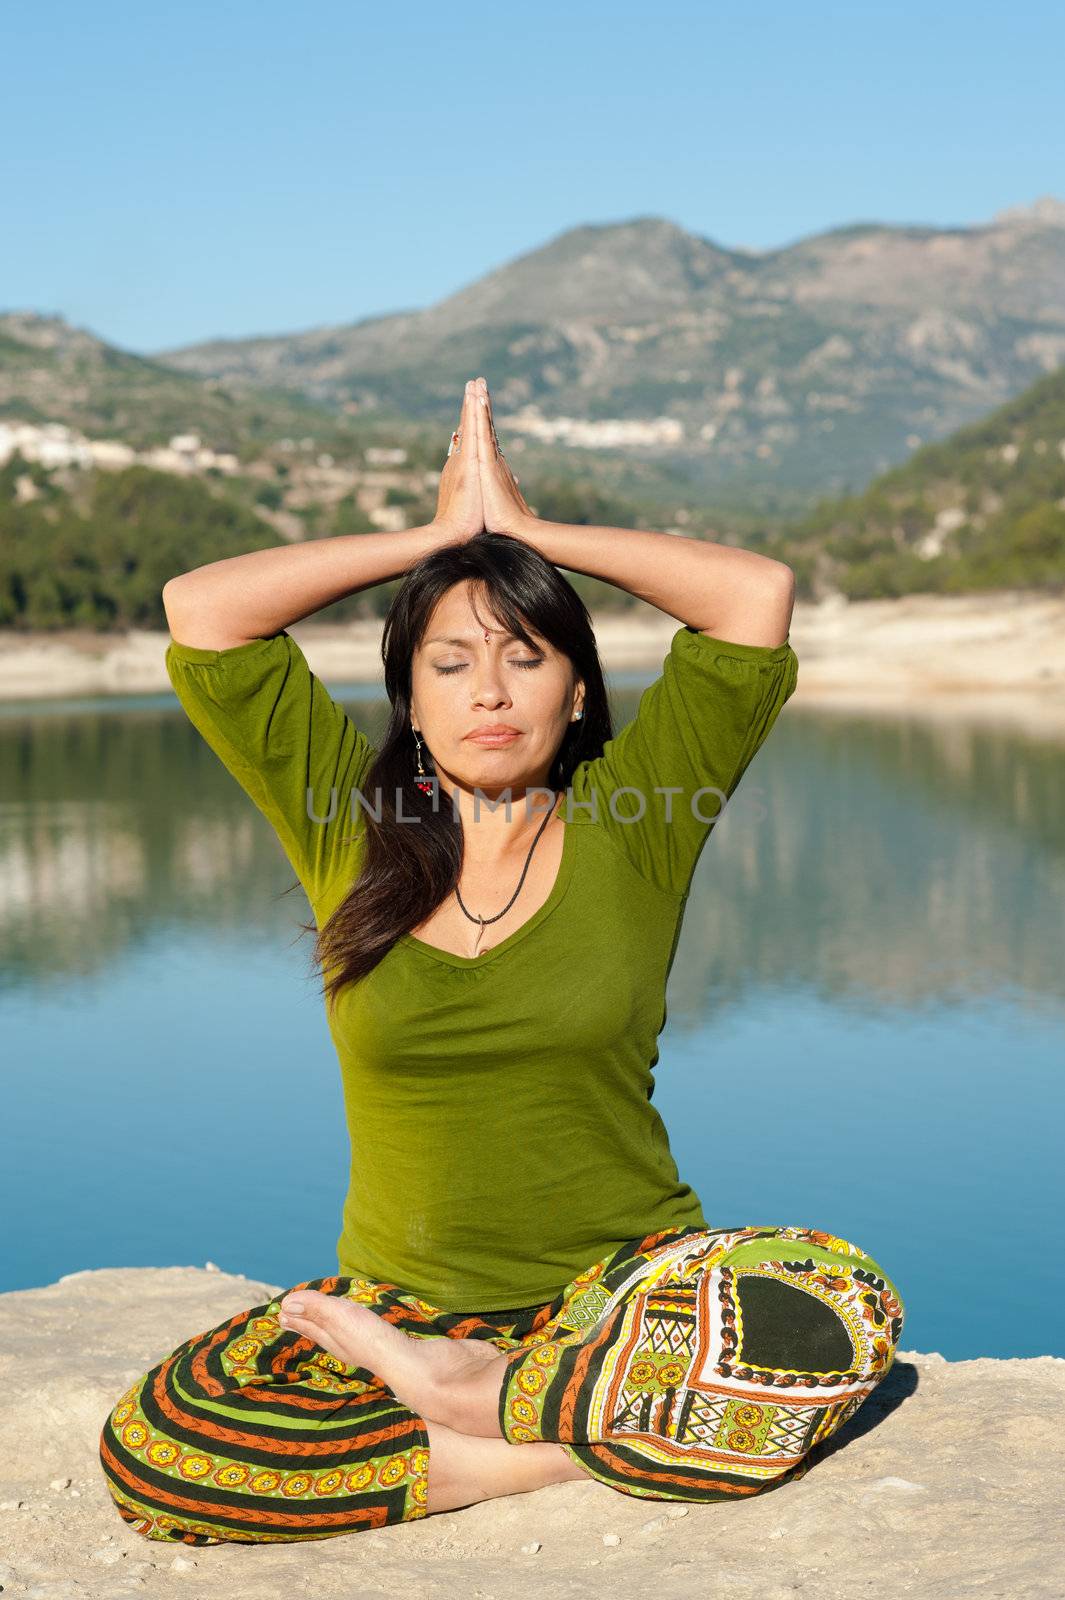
438,780,561,852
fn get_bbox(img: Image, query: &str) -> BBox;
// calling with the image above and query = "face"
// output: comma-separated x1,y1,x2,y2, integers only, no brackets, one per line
410,581,584,803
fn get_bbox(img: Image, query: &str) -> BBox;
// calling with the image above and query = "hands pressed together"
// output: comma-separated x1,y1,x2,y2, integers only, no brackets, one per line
433,375,537,542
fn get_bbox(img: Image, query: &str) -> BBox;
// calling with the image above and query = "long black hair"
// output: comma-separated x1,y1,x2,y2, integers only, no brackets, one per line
309,532,615,1002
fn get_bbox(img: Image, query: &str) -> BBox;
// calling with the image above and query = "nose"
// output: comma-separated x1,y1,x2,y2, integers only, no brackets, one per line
468,650,512,709
470,675,511,709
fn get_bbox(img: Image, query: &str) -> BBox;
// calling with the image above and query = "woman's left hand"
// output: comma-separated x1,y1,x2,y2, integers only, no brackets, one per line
432,380,486,541
473,377,538,536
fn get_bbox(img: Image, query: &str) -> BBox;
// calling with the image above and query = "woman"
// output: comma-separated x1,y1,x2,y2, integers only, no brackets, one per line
99,376,904,1545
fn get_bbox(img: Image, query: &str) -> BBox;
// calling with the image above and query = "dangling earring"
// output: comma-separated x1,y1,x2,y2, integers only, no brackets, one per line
412,727,434,795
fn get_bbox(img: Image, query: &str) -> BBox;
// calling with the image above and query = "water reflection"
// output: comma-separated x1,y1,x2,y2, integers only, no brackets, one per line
0,692,387,985
670,708,1065,1026
3,688,1063,1013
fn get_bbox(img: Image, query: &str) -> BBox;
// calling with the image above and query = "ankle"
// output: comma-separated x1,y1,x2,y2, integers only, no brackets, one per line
433,1359,507,1439
425,1423,581,1515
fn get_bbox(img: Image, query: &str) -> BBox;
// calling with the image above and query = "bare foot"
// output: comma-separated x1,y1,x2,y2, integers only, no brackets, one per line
276,1289,515,1437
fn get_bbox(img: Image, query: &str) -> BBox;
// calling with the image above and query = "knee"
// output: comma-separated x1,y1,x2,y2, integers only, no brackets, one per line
820,1232,906,1371
694,1227,905,1403
100,1371,203,1544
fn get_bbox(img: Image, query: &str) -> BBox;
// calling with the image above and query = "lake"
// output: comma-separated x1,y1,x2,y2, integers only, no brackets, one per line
1,668,1062,1361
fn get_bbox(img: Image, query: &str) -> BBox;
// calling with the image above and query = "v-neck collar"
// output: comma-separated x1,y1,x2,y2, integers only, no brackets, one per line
398,802,578,970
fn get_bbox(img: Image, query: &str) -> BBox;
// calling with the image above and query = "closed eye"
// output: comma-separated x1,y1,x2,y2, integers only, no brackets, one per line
434,659,544,675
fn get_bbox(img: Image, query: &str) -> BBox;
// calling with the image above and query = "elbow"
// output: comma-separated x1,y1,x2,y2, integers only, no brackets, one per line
161,573,204,634
162,571,201,608
161,576,185,626
765,558,795,605
699,559,796,650
770,561,797,632
747,560,795,647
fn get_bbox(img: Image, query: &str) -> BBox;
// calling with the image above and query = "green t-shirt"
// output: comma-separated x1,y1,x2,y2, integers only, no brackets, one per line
165,622,798,1311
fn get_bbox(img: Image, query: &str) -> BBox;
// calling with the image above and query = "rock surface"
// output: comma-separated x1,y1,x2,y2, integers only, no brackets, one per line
0,1266,1063,1597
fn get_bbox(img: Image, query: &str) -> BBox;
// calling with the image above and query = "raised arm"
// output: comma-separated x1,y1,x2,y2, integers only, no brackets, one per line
163,381,488,648
160,381,489,910
469,375,795,646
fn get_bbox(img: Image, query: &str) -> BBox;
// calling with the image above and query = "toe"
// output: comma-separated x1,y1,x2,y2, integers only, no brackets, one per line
277,1290,355,1361
279,1289,338,1338
280,1290,310,1308
280,1289,320,1319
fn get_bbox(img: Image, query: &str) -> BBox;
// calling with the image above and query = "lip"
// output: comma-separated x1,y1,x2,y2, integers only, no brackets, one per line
465,727,523,744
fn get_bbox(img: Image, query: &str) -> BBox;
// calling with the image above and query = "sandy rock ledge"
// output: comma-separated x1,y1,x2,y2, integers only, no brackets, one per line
0,1266,1062,1599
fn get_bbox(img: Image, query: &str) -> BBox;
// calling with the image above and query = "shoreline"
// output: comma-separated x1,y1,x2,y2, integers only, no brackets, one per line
1,590,1064,735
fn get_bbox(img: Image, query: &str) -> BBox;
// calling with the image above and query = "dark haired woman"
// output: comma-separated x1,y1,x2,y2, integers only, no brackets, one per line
100,376,904,1545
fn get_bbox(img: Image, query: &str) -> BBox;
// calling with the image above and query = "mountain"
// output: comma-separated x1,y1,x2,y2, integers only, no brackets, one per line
0,310,391,458
151,200,1065,507
769,365,1065,599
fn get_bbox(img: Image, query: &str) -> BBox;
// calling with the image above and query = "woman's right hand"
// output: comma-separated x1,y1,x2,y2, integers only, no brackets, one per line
472,376,538,537
432,381,485,541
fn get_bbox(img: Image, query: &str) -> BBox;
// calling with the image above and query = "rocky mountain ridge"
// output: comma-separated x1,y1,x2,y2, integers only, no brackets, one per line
149,200,1065,500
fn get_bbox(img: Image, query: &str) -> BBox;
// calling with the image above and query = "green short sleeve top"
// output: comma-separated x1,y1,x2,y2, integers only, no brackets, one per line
166,623,798,1311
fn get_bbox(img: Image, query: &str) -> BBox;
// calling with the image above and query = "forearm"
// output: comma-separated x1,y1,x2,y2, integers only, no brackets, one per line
162,523,451,649
515,517,794,641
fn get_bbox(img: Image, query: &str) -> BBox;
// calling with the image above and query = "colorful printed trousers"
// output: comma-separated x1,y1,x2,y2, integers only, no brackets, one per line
99,1223,905,1545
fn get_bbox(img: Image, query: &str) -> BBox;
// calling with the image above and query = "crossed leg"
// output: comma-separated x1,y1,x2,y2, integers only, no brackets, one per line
102,1226,904,1541
277,1217,907,1513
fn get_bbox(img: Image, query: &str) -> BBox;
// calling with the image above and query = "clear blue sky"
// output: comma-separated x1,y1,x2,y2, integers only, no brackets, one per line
5,0,1062,355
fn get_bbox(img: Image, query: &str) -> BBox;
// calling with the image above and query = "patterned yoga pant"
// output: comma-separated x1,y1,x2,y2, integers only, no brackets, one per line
99,1223,905,1545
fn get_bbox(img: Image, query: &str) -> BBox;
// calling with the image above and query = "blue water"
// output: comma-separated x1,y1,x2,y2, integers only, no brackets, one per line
1,672,1062,1360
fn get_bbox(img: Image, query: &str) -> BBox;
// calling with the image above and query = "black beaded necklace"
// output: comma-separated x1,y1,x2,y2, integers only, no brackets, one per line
455,793,561,957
